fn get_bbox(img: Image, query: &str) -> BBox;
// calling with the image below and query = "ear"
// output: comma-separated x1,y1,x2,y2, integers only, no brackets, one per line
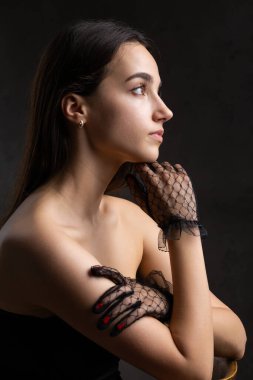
61,93,88,124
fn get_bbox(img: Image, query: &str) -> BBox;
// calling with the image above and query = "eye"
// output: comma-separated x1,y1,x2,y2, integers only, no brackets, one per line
131,84,146,96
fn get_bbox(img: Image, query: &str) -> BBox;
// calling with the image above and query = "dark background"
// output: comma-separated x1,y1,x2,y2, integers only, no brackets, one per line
0,0,252,379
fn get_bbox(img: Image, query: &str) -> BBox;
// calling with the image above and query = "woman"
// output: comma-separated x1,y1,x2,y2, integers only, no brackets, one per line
0,19,246,379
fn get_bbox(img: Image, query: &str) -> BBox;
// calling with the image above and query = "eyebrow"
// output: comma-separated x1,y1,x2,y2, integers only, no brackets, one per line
125,72,162,90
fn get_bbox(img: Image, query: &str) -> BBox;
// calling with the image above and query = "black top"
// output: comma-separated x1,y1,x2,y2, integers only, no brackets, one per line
0,308,122,379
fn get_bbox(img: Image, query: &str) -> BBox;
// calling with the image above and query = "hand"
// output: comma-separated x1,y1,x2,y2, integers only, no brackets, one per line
89,265,173,337
126,161,198,227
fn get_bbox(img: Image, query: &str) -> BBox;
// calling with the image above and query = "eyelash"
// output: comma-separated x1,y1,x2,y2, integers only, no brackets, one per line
131,83,162,98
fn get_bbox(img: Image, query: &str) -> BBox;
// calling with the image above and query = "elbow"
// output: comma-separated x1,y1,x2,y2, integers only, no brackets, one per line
234,325,247,360
234,350,245,361
233,336,247,361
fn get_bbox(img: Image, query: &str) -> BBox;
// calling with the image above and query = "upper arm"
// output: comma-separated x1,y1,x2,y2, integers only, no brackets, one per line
8,224,201,380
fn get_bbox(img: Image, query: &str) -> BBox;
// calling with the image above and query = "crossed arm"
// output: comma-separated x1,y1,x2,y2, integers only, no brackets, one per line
11,195,246,379
136,203,247,361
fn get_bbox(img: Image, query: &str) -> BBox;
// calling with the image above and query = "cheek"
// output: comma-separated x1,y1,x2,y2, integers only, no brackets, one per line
94,96,149,138
87,97,159,162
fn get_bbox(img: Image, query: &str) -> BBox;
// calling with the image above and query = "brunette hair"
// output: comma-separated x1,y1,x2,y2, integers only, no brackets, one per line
0,19,154,228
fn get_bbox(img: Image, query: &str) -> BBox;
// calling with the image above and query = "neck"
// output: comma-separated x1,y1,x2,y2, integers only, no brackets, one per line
45,153,125,226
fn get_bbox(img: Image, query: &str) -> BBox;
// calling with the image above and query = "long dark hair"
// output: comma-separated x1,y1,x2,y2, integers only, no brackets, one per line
0,19,154,228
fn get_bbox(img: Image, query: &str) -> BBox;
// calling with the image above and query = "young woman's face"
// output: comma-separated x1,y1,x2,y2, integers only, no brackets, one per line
86,42,173,164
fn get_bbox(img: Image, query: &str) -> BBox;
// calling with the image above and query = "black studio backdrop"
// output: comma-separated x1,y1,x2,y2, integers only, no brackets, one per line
0,1,252,379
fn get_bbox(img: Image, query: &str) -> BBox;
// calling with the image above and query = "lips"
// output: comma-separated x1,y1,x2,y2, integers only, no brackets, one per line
149,129,164,136
149,130,164,143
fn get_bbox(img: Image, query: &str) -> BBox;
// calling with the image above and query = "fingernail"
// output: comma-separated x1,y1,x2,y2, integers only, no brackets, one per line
97,314,112,330
117,321,127,330
94,302,104,311
110,321,127,337
103,315,111,325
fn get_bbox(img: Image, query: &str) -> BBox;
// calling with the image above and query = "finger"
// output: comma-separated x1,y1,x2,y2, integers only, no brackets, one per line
134,163,158,177
89,265,127,285
134,165,160,188
161,161,177,172
148,161,164,174
92,284,134,314
174,163,187,175
97,298,141,331
110,301,144,337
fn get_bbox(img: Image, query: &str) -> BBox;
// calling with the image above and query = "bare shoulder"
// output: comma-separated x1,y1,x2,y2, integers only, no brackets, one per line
0,210,106,311
0,204,86,269
106,194,137,210
111,195,162,248
108,194,150,224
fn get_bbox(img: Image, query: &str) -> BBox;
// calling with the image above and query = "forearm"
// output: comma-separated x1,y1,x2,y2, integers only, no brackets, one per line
212,307,247,360
168,232,213,376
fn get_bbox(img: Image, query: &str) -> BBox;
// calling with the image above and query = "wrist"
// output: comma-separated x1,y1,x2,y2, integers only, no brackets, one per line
157,219,207,252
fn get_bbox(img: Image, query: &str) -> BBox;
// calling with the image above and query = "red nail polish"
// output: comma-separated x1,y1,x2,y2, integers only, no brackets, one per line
96,302,103,310
103,315,111,324
117,321,126,330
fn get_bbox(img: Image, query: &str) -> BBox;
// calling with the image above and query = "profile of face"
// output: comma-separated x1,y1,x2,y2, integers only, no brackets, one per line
85,42,173,164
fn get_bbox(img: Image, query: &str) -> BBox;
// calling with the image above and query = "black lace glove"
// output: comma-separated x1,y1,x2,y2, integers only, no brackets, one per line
126,161,207,251
89,265,173,337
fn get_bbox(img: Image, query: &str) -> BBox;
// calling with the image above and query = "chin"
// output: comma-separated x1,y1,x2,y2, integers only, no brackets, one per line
124,145,160,164
142,150,160,163
128,155,158,164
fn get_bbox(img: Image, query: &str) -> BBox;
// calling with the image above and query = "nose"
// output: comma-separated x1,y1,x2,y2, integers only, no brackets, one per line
153,98,173,123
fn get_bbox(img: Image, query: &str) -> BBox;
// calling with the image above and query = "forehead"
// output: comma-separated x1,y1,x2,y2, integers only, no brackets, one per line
106,42,160,81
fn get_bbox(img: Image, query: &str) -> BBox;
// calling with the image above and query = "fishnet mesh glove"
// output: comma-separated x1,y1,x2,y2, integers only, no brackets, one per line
89,265,173,337
125,161,207,251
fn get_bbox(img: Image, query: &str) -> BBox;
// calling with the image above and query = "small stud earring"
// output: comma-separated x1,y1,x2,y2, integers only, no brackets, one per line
79,120,84,128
